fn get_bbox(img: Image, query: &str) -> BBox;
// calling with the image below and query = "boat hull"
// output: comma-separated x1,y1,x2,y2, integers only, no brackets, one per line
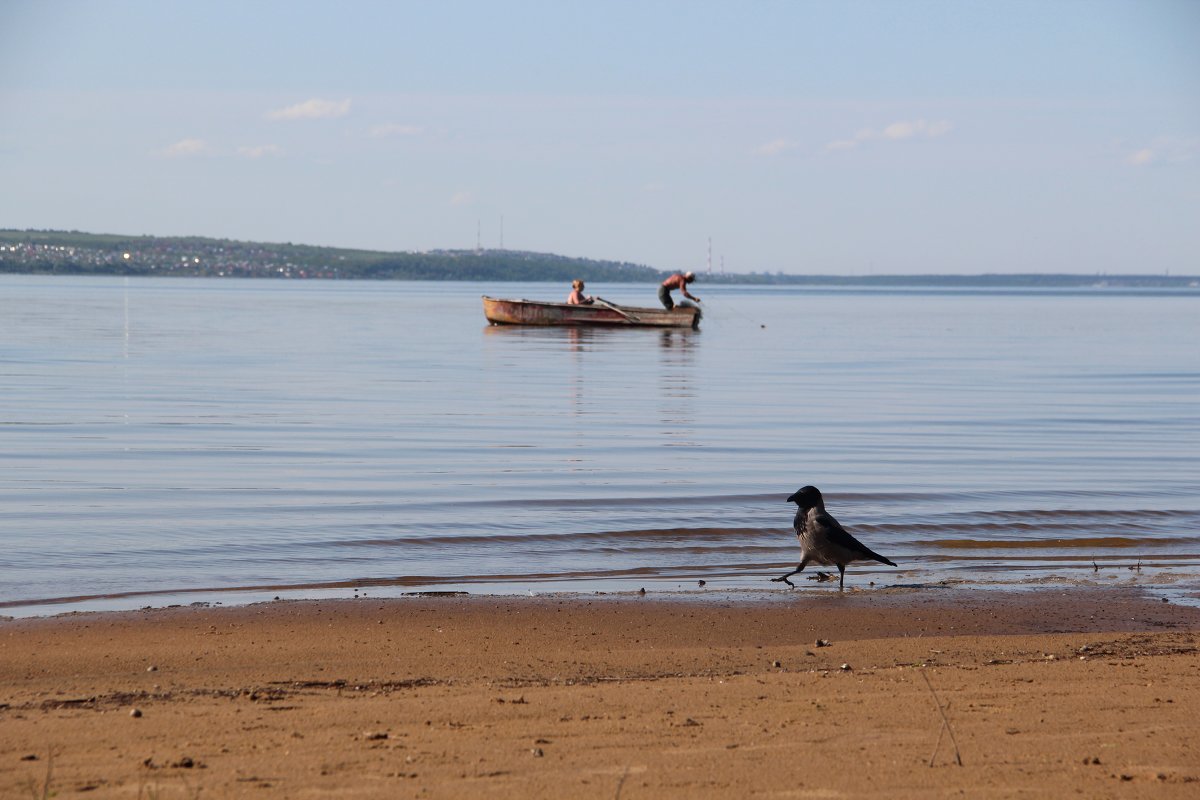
482,296,699,328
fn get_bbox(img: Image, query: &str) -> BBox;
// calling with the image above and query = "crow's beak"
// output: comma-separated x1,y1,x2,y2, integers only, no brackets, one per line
786,492,798,504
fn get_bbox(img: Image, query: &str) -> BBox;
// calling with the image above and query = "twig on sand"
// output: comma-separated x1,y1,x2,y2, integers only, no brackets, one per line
922,670,963,767
927,698,952,767
613,765,631,800
23,746,56,800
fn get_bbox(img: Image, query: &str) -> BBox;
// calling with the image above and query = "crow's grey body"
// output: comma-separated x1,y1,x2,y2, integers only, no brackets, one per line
772,485,897,590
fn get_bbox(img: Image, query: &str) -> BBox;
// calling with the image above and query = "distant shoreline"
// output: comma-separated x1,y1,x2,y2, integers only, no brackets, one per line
3,229,1197,287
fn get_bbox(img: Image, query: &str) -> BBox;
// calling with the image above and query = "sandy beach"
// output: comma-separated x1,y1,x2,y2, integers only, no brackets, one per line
3,588,1199,798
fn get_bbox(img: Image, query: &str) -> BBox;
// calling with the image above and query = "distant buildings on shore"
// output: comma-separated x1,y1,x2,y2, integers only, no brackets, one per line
1,231,1197,288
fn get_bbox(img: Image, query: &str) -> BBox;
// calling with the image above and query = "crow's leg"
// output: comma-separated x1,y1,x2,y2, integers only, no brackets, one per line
837,564,846,591
772,560,807,588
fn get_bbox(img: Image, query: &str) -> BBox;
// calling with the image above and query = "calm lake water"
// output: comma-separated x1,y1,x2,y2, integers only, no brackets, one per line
2,275,1199,616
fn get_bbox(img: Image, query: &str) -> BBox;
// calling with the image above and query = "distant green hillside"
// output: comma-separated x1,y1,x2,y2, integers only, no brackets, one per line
1,229,1196,288
0,229,664,282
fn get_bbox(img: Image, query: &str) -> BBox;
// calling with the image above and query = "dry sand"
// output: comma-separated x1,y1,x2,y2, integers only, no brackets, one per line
3,588,1199,798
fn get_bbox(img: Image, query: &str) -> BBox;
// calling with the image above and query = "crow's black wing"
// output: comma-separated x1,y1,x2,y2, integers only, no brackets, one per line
814,511,897,566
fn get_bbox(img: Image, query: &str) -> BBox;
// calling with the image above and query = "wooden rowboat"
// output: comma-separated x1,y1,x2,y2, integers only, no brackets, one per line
482,296,700,329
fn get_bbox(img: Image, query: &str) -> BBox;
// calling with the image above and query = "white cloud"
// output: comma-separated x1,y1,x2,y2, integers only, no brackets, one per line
159,138,211,157
1128,148,1155,167
826,119,952,151
825,138,861,151
881,121,919,140
267,98,352,120
369,123,422,138
825,128,873,152
1127,137,1198,167
449,191,475,206
237,144,282,158
756,138,801,157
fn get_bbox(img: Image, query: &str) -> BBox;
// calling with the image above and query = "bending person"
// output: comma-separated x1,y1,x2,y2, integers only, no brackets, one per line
658,271,700,310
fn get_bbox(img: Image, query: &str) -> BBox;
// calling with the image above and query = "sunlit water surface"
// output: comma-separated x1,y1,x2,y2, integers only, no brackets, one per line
2,276,1198,615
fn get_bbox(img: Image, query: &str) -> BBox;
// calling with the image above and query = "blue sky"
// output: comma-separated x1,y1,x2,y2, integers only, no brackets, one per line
2,0,1197,274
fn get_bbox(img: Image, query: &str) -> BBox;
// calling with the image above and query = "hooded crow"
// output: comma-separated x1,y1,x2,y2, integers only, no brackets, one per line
772,485,897,591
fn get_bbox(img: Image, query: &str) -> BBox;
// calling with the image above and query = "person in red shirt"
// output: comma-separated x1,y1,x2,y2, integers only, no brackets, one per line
658,271,700,310
566,279,594,305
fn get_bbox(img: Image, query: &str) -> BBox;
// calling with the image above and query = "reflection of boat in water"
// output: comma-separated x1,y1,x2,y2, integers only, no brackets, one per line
482,296,700,329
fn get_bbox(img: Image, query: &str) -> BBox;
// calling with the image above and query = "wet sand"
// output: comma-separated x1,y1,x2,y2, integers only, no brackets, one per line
3,588,1199,798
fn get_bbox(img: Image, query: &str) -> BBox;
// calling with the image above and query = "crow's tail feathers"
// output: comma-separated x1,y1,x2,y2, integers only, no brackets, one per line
865,549,897,568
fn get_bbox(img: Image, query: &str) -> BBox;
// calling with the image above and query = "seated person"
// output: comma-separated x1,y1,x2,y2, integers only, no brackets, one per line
566,279,595,305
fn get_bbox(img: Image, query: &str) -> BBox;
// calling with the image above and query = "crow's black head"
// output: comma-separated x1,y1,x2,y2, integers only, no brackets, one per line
786,485,823,509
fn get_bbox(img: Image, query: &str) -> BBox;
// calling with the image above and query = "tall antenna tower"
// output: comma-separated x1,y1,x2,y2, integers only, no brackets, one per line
706,237,712,275
476,219,481,252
